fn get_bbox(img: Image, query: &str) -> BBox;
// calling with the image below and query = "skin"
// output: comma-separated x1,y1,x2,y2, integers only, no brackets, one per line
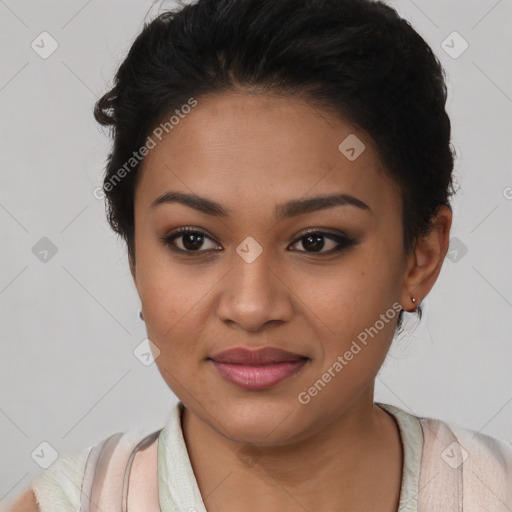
8,91,451,512
128,91,452,512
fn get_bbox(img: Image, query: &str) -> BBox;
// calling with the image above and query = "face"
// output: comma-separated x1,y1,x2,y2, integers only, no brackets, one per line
132,92,410,445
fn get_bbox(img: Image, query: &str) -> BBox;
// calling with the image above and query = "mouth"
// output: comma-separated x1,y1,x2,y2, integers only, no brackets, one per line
207,346,310,390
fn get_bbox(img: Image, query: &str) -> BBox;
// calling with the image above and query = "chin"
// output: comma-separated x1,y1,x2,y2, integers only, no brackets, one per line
206,396,312,446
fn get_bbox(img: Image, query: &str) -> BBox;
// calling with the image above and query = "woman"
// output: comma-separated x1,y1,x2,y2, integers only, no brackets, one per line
8,0,512,510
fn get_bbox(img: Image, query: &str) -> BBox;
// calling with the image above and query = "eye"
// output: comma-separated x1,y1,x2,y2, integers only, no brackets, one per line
161,227,220,253
161,227,357,256
289,230,356,254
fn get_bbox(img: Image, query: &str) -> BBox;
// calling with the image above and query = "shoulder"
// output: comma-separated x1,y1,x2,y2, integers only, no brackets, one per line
419,414,512,508
29,444,92,512
420,414,512,469
2,445,90,512
379,403,512,508
7,428,148,512
2,488,39,512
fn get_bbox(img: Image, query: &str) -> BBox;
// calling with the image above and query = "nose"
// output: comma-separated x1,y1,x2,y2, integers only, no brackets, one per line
216,248,294,333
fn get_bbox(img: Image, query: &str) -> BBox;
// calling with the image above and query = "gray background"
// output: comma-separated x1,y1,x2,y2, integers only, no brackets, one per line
1,0,511,503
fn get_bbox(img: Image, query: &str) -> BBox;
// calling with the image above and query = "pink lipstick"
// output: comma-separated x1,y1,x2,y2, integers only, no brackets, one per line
208,347,309,390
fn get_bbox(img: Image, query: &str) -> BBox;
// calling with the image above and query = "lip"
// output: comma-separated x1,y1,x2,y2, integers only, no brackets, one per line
208,347,309,390
209,347,307,364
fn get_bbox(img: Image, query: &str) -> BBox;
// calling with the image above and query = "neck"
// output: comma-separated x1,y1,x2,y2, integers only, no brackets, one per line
180,390,403,512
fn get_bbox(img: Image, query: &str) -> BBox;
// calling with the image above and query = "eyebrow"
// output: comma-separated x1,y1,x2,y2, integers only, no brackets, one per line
150,191,371,220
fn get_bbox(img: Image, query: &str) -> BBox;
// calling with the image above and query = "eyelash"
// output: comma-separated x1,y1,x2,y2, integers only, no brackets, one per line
160,227,357,257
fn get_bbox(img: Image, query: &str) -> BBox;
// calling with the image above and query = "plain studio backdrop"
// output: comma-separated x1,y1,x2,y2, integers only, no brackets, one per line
0,0,511,502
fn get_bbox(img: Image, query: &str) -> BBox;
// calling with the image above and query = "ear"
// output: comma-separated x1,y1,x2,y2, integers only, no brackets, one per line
400,205,452,312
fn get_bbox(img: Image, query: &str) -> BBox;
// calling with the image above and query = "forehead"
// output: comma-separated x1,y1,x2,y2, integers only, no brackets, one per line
135,92,400,217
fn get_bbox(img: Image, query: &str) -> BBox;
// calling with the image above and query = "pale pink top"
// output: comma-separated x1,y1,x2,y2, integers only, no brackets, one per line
28,401,512,511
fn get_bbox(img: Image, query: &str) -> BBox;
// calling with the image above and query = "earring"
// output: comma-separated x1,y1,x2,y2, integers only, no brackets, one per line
411,296,417,312
139,309,144,321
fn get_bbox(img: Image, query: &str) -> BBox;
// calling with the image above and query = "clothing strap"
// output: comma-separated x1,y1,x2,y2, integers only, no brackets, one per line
418,418,463,511
80,433,123,512
122,429,162,512
79,429,162,512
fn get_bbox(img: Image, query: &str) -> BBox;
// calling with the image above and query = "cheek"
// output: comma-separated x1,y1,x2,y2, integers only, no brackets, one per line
311,247,400,323
301,239,403,359
135,239,202,344
141,271,205,347
293,259,401,414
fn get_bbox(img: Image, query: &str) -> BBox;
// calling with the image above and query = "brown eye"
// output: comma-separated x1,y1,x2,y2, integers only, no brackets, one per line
290,231,356,254
161,227,356,257
162,228,220,253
